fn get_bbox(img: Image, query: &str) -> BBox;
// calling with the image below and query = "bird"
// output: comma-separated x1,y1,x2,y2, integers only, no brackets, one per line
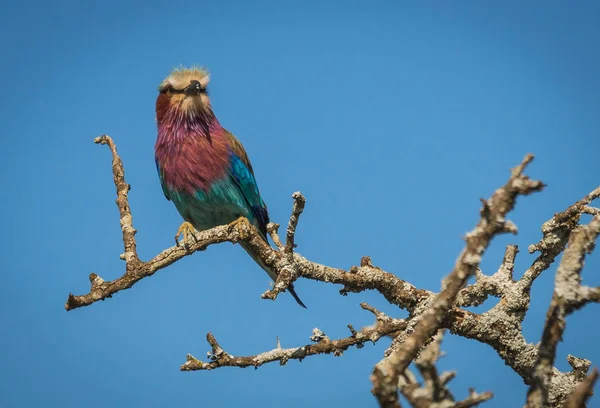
154,66,306,308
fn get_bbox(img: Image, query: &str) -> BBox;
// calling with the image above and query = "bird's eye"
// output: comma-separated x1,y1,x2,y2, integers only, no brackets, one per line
160,85,173,94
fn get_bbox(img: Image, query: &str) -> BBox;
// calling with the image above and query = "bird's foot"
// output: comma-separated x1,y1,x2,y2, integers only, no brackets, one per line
229,216,251,241
175,221,198,246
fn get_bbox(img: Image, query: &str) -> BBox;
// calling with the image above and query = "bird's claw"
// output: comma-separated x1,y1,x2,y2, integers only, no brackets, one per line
229,217,251,241
175,221,197,246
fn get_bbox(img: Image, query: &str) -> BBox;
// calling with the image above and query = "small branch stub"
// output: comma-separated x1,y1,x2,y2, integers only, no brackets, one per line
284,191,306,254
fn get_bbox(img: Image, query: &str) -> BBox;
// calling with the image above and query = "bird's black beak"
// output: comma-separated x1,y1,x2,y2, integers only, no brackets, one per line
185,80,202,96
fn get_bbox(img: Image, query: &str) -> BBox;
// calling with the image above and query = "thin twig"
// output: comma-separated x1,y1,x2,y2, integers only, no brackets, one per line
266,222,284,250
182,307,407,371
95,135,140,267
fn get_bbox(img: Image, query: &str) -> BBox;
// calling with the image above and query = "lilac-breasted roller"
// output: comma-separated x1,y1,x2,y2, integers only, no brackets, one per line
154,67,306,308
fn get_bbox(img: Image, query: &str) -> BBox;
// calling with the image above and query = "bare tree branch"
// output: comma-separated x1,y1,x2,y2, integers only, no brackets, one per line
285,191,305,254
582,206,600,216
260,192,306,302
371,154,544,407
67,136,600,407
65,139,429,311
526,215,600,407
181,303,407,371
445,187,600,403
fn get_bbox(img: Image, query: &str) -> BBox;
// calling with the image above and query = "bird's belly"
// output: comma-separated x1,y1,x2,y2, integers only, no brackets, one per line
171,182,251,232
187,200,246,231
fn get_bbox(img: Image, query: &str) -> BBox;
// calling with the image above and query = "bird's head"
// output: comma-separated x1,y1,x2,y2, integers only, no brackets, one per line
156,66,211,121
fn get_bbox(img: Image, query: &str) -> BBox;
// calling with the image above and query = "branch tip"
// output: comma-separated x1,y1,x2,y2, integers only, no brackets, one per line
284,192,306,254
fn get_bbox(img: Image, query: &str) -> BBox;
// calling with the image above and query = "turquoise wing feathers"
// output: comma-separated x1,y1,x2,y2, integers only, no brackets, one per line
225,130,270,236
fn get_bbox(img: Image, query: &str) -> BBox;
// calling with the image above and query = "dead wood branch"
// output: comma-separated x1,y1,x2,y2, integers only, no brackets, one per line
181,303,407,370
526,215,600,407
371,154,544,407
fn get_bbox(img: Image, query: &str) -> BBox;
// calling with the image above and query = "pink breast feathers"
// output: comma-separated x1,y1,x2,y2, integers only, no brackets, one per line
156,122,230,195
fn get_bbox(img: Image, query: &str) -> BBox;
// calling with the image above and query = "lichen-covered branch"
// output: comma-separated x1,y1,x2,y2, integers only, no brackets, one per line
371,154,544,407
447,189,600,404
526,215,600,407
67,136,600,408
181,303,407,371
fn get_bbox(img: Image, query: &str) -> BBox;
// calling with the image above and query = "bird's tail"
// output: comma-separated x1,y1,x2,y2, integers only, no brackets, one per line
240,240,307,309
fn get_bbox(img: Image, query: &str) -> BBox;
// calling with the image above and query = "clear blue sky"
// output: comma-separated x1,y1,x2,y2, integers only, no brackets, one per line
2,1,599,407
